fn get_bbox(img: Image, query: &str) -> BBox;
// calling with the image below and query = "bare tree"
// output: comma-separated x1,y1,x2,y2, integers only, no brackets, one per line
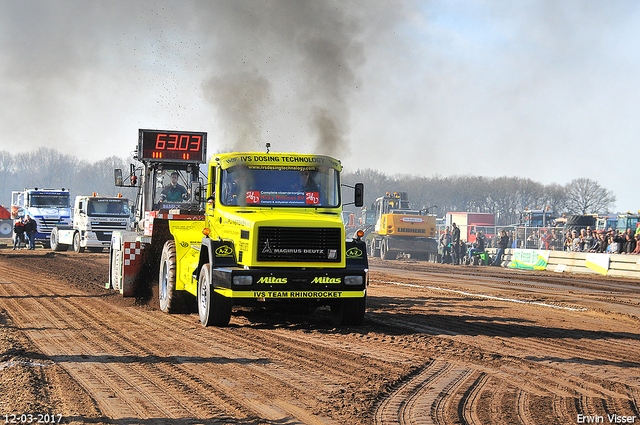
564,178,616,214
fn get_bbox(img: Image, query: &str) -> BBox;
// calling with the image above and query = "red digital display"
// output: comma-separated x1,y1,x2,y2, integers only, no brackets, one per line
138,129,207,163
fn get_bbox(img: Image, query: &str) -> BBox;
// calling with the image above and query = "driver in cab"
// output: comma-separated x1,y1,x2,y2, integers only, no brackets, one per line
160,171,188,202
297,169,319,192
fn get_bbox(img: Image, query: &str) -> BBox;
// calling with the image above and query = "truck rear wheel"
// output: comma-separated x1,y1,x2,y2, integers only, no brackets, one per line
331,296,366,326
50,228,68,252
73,232,85,253
198,263,232,327
159,240,187,314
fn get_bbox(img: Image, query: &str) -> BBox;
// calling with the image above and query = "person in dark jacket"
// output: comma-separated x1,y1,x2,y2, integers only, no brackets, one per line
12,218,25,250
622,233,637,254
22,215,37,250
451,223,461,264
492,230,509,266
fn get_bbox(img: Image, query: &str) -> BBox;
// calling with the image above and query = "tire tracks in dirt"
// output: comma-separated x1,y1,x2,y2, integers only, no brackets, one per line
2,251,640,424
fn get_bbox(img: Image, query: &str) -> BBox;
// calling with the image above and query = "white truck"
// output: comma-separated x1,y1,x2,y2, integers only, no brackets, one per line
11,188,73,248
50,194,131,252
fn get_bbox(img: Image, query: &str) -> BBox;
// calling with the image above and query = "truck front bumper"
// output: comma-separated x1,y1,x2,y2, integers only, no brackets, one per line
209,267,368,300
386,236,437,254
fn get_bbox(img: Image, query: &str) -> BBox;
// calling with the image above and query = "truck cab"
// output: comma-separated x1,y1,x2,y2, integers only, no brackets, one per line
11,188,72,247
193,152,367,326
51,195,131,252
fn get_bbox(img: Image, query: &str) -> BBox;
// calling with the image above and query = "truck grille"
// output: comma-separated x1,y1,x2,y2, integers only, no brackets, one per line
257,227,342,262
37,218,69,234
90,221,129,232
91,221,129,241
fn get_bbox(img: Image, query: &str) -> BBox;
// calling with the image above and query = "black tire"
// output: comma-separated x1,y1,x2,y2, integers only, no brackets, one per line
73,232,85,253
331,296,366,326
159,240,186,314
198,263,232,327
380,240,394,260
368,239,378,258
50,229,68,252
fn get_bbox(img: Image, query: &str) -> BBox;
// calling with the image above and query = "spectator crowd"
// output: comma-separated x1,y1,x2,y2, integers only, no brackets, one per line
523,226,640,255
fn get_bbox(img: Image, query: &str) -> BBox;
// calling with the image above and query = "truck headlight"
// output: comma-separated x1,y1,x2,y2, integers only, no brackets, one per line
233,276,253,286
345,276,363,285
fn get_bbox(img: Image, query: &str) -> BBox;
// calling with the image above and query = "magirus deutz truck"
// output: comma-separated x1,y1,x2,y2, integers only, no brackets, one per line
108,129,367,327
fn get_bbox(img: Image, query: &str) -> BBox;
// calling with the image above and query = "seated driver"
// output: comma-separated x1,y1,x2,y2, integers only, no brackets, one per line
160,172,188,202
297,169,320,192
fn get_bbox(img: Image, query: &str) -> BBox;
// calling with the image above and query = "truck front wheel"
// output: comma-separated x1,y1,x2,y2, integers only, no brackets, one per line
159,240,186,314
198,263,232,327
380,240,395,260
73,232,85,253
331,296,366,326
369,239,379,258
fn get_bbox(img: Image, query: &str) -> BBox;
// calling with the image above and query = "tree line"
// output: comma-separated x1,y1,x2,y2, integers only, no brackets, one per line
1,148,616,225
0,149,138,208
341,169,616,225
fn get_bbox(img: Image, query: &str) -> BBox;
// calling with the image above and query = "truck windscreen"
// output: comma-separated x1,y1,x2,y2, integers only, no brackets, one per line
220,166,340,207
87,199,130,217
30,195,70,208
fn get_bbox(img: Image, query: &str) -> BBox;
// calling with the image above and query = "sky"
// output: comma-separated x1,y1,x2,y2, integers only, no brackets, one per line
1,0,638,212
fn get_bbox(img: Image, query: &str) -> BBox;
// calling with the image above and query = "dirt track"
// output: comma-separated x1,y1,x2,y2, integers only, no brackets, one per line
1,247,639,424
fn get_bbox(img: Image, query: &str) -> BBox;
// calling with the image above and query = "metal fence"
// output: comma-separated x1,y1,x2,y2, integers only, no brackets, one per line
495,226,566,251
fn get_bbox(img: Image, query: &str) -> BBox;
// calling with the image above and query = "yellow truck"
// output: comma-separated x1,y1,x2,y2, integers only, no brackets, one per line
109,130,368,327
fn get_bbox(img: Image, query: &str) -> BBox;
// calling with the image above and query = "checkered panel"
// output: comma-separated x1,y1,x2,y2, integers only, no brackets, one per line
123,242,142,265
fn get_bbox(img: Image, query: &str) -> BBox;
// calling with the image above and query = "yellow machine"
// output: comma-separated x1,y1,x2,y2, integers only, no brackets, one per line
110,136,368,327
367,191,437,261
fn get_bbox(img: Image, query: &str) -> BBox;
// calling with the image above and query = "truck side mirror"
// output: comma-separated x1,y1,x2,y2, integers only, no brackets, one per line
191,181,201,203
114,169,123,187
354,183,364,207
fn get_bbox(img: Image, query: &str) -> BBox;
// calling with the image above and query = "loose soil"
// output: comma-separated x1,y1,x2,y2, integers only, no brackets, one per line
1,245,639,424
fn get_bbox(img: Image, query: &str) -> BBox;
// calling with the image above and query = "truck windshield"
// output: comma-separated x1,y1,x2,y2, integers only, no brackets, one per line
87,199,130,217
29,195,70,208
220,166,340,207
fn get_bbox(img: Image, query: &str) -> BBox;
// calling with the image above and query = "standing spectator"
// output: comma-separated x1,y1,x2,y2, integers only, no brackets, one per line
439,226,452,264
22,215,37,250
583,228,595,252
541,229,555,250
451,223,461,265
632,234,640,255
570,230,581,252
606,234,621,254
527,231,539,249
621,232,636,254
12,218,25,250
590,231,605,253
492,230,509,266
563,231,573,251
